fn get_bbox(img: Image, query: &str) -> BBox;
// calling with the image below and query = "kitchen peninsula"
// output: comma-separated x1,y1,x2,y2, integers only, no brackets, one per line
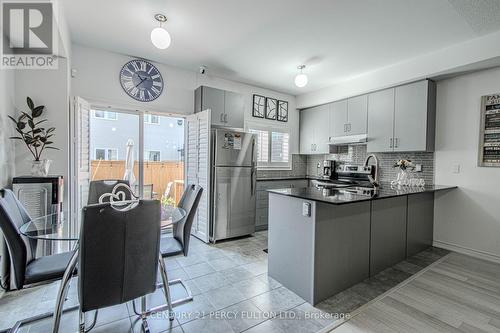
267,184,456,305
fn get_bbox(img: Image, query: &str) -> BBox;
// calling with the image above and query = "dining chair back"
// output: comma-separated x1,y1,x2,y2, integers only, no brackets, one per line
78,200,161,312
87,180,132,204
172,185,203,256
0,189,74,293
0,189,36,289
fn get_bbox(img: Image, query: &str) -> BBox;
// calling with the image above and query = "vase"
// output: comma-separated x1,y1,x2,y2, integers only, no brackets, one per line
31,159,51,177
391,169,410,187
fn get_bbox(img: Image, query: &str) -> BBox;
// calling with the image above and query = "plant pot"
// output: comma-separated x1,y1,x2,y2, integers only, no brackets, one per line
31,159,52,177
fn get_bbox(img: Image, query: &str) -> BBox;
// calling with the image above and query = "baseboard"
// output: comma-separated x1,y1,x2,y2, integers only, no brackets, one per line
433,239,500,264
255,225,268,232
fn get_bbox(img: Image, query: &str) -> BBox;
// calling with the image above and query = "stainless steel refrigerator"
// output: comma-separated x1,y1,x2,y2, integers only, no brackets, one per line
210,128,257,242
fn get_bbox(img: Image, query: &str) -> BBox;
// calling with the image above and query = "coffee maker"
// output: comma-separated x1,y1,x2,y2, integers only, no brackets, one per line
320,160,334,180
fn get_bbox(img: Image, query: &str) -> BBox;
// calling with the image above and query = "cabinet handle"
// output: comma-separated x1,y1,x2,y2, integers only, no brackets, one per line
395,137,399,148
224,114,228,123
390,138,393,148
220,113,224,123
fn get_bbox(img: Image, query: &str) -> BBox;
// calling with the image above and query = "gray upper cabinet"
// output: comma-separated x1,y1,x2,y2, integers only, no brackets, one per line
329,95,367,139
330,100,348,138
224,91,245,128
367,88,395,152
300,109,315,154
194,86,245,128
300,104,330,154
367,80,436,153
393,80,436,152
347,95,368,136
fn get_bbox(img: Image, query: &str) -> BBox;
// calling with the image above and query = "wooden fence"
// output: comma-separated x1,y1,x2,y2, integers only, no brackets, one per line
90,160,184,202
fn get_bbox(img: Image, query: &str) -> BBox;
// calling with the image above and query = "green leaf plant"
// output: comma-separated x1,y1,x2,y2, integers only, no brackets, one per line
8,97,59,161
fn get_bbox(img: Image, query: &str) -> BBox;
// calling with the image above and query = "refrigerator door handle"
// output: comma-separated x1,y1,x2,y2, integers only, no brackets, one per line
251,138,256,196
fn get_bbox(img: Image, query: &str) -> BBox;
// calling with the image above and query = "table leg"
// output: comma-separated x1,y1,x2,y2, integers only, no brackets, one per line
52,249,79,333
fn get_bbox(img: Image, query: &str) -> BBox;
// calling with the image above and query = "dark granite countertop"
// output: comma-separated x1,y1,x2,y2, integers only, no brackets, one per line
256,175,323,181
267,184,457,205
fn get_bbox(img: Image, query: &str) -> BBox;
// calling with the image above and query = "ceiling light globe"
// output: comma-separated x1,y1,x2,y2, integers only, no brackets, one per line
295,73,308,88
151,27,171,49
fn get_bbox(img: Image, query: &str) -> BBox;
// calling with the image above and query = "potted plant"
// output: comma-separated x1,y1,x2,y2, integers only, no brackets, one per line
8,97,59,177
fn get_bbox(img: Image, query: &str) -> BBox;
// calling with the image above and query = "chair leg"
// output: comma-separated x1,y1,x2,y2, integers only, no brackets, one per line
156,278,194,307
52,249,79,333
158,255,175,321
79,309,85,333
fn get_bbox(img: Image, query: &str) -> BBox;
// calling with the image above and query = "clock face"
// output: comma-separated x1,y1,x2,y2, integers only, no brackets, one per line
120,59,164,102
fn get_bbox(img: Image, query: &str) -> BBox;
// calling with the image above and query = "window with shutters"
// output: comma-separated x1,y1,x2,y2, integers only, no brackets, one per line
248,124,291,169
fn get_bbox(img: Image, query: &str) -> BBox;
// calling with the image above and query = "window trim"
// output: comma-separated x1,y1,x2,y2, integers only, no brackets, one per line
92,110,117,120
94,148,119,160
247,123,291,170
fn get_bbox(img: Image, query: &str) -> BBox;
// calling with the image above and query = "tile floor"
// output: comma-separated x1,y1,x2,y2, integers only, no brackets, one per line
0,231,449,333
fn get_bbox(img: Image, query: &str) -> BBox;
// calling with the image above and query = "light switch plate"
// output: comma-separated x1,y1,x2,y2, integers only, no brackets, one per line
414,164,422,172
452,164,461,174
302,202,311,217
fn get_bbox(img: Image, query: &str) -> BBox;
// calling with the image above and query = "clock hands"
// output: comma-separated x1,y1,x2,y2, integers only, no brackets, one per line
135,75,148,88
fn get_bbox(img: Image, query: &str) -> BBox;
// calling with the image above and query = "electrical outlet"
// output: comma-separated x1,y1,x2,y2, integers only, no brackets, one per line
452,164,460,174
302,202,311,217
414,164,422,172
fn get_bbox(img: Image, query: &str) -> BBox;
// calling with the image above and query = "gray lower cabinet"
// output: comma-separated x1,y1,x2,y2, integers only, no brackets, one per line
268,194,370,305
255,179,308,230
407,192,434,257
370,196,408,276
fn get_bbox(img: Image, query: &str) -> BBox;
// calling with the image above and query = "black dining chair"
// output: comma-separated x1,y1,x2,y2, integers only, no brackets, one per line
0,189,75,291
87,180,134,204
53,200,172,333
159,185,203,306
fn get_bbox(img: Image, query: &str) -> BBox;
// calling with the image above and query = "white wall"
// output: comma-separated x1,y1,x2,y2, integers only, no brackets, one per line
296,30,500,109
14,60,70,205
434,67,500,261
0,69,16,188
70,44,299,153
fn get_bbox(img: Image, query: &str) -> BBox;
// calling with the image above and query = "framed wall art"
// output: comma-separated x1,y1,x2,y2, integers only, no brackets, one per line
277,100,288,122
265,97,277,120
252,94,265,118
478,93,500,167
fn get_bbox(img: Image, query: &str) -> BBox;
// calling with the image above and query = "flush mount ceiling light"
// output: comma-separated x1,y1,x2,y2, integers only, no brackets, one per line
294,65,308,88
151,14,171,49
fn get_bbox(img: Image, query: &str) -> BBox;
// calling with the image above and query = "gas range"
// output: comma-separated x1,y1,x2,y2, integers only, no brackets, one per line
312,163,378,196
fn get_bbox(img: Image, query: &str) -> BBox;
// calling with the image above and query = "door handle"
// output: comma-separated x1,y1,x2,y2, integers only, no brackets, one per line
395,137,399,148
251,139,256,195
390,138,393,148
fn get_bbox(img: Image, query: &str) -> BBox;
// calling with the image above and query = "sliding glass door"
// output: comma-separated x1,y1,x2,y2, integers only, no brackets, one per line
72,97,185,225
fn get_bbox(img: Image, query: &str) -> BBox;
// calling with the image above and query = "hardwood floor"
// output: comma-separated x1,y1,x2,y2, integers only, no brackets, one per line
330,253,500,333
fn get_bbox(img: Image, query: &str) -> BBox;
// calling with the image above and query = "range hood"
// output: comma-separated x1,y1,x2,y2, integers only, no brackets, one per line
329,134,367,145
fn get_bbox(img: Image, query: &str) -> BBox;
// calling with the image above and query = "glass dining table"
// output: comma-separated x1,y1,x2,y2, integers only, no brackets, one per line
15,204,187,333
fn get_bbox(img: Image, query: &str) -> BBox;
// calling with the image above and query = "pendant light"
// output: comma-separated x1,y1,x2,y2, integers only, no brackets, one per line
151,14,171,49
294,65,308,88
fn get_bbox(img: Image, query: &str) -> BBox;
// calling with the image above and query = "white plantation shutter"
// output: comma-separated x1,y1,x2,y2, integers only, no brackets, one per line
71,97,91,240
248,129,269,163
247,123,291,169
271,132,289,163
185,110,211,243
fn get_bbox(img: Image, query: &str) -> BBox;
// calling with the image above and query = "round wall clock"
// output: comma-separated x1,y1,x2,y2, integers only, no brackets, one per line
120,59,164,102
